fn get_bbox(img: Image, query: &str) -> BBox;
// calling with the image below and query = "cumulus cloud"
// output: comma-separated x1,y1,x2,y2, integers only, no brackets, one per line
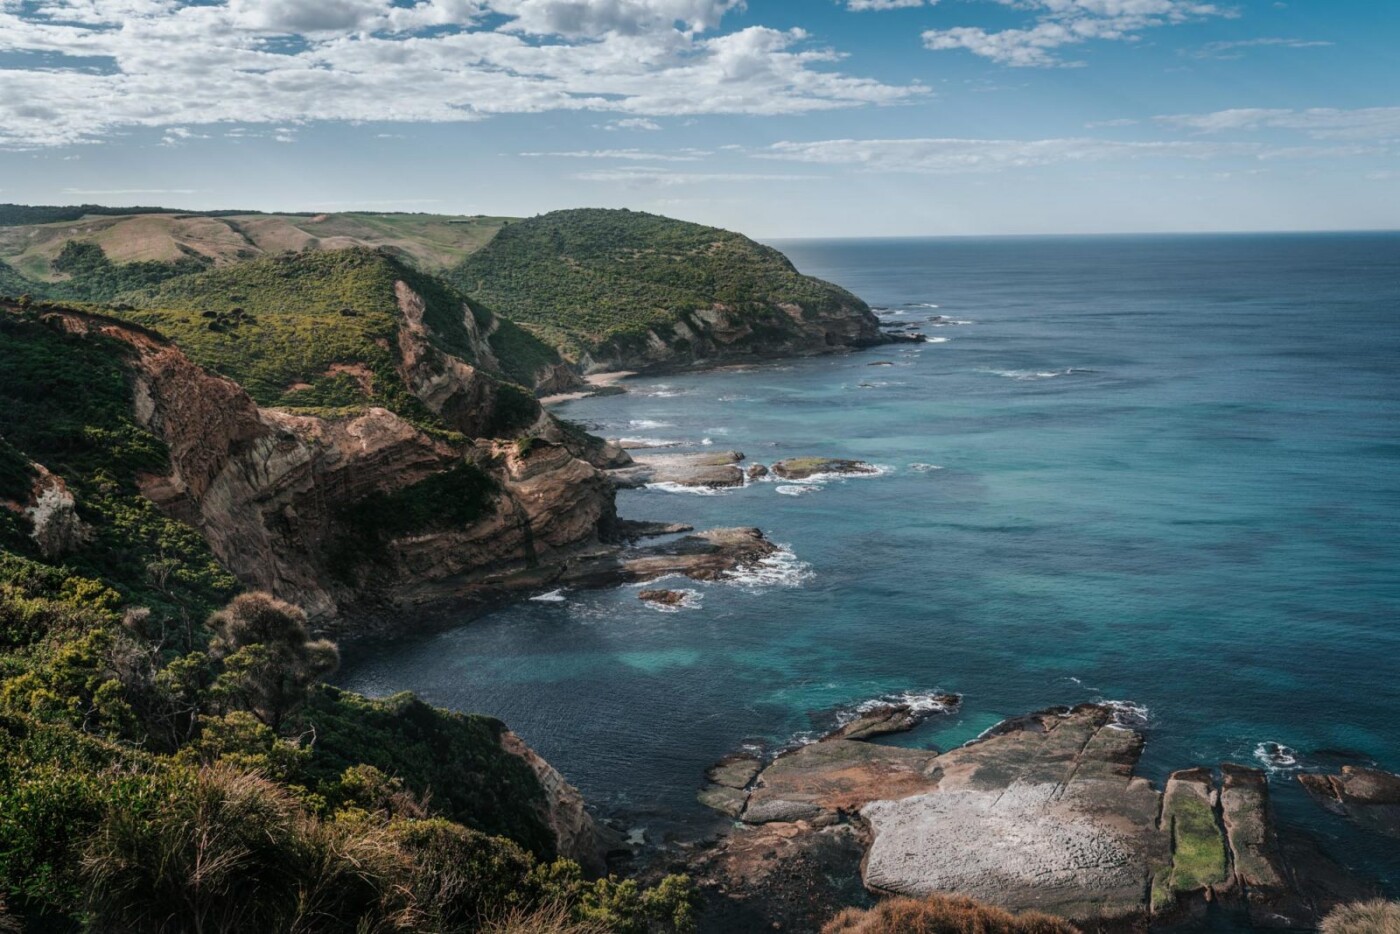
0,0,922,148
922,0,1230,67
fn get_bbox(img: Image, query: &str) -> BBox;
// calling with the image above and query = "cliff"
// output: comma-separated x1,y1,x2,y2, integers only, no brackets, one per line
7,301,614,624
449,208,888,372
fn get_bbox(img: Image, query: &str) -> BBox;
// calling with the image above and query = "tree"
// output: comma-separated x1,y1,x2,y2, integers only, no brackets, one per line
208,593,338,733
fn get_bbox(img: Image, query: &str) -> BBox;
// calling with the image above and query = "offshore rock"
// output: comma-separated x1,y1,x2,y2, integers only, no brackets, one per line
1299,767,1400,839
771,458,878,481
611,450,746,489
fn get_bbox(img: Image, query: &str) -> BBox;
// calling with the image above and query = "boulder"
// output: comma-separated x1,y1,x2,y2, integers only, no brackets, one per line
638,589,687,606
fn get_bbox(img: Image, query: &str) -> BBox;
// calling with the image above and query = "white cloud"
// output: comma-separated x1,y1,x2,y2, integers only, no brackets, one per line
1154,107,1400,140
758,134,1393,173
0,0,922,148
846,0,931,10
1189,36,1333,59
762,137,1244,172
521,147,711,160
573,166,823,185
922,0,1230,67
605,117,663,130
61,187,200,194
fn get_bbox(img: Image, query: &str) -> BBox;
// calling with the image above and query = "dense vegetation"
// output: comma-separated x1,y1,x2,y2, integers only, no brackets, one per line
448,208,867,358
109,248,557,430
0,262,30,299
0,204,213,228
0,306,695,932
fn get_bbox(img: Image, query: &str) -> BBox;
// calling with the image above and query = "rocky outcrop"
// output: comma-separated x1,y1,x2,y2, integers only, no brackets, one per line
500,730,607,875
20,464,91,558
580,301,890,374
638,589,686,607
612,450,746,489
29,305,619,624
394,281,539,437
694,702,1369,931
772,458,878,481
1299,767,1400,839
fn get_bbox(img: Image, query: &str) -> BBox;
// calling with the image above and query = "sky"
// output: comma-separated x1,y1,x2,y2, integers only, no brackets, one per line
0,0,1396,237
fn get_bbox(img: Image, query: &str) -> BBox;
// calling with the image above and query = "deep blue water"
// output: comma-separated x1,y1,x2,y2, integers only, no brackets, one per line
340,233,1400,886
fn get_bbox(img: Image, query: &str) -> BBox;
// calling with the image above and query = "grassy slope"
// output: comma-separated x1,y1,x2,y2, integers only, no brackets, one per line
109,248,558,424
0,209,512,280
0,306,563,924
448,208,867,357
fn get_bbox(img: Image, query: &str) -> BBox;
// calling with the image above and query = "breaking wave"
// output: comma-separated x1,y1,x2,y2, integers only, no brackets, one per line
1254,742,1301,772
529,589,567,603
645,482,731,496
723,544,814,590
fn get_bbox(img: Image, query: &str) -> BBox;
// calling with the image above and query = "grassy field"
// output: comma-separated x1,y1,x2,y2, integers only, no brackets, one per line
0,210,513,281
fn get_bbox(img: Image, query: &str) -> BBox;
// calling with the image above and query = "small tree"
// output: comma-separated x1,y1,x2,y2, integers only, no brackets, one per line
208,593,338,733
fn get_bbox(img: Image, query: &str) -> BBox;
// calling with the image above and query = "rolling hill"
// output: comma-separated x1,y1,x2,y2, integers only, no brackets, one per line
111,248,576,431
447,208,886,371
0,208,511,281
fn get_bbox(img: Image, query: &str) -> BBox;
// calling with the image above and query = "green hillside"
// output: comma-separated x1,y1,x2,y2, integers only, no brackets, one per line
447,208,869,358
111,248,561,429
0,260,30,298
0,304,694,932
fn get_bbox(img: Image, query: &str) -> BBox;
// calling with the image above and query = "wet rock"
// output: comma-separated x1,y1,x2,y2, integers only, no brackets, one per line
639,589,687,606
615,519,694,541
746,464,769,480
830,695,961,742
1299,767,1400,839
771,458,878,481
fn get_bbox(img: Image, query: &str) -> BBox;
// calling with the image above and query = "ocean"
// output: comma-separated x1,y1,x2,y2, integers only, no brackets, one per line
338,232,1400,887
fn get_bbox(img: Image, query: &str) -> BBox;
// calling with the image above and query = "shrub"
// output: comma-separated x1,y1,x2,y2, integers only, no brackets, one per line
208,592,339,733
1323,900,1400,934
822,894,1080,934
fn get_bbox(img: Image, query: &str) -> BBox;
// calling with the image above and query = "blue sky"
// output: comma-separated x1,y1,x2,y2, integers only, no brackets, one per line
0,0,1395,236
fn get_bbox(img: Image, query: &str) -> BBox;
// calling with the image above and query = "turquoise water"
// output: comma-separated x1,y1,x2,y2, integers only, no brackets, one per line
340,233,1400,885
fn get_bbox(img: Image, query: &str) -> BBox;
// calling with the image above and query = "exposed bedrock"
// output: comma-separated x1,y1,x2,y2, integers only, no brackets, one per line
1299,766,1400,839
29,306,784,630
695,703,1374,931
610,450,747,489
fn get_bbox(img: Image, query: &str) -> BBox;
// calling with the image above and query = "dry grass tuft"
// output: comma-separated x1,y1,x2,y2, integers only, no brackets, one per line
822,893,1080,934
1322,900,1400,934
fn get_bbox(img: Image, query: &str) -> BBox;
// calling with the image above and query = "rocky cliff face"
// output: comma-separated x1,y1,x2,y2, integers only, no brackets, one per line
580,299,888,374
35,305,617,624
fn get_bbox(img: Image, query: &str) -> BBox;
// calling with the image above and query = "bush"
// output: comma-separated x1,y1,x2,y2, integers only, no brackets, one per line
209,592,339,733
822,894,1080,934
1323,900,1400,934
